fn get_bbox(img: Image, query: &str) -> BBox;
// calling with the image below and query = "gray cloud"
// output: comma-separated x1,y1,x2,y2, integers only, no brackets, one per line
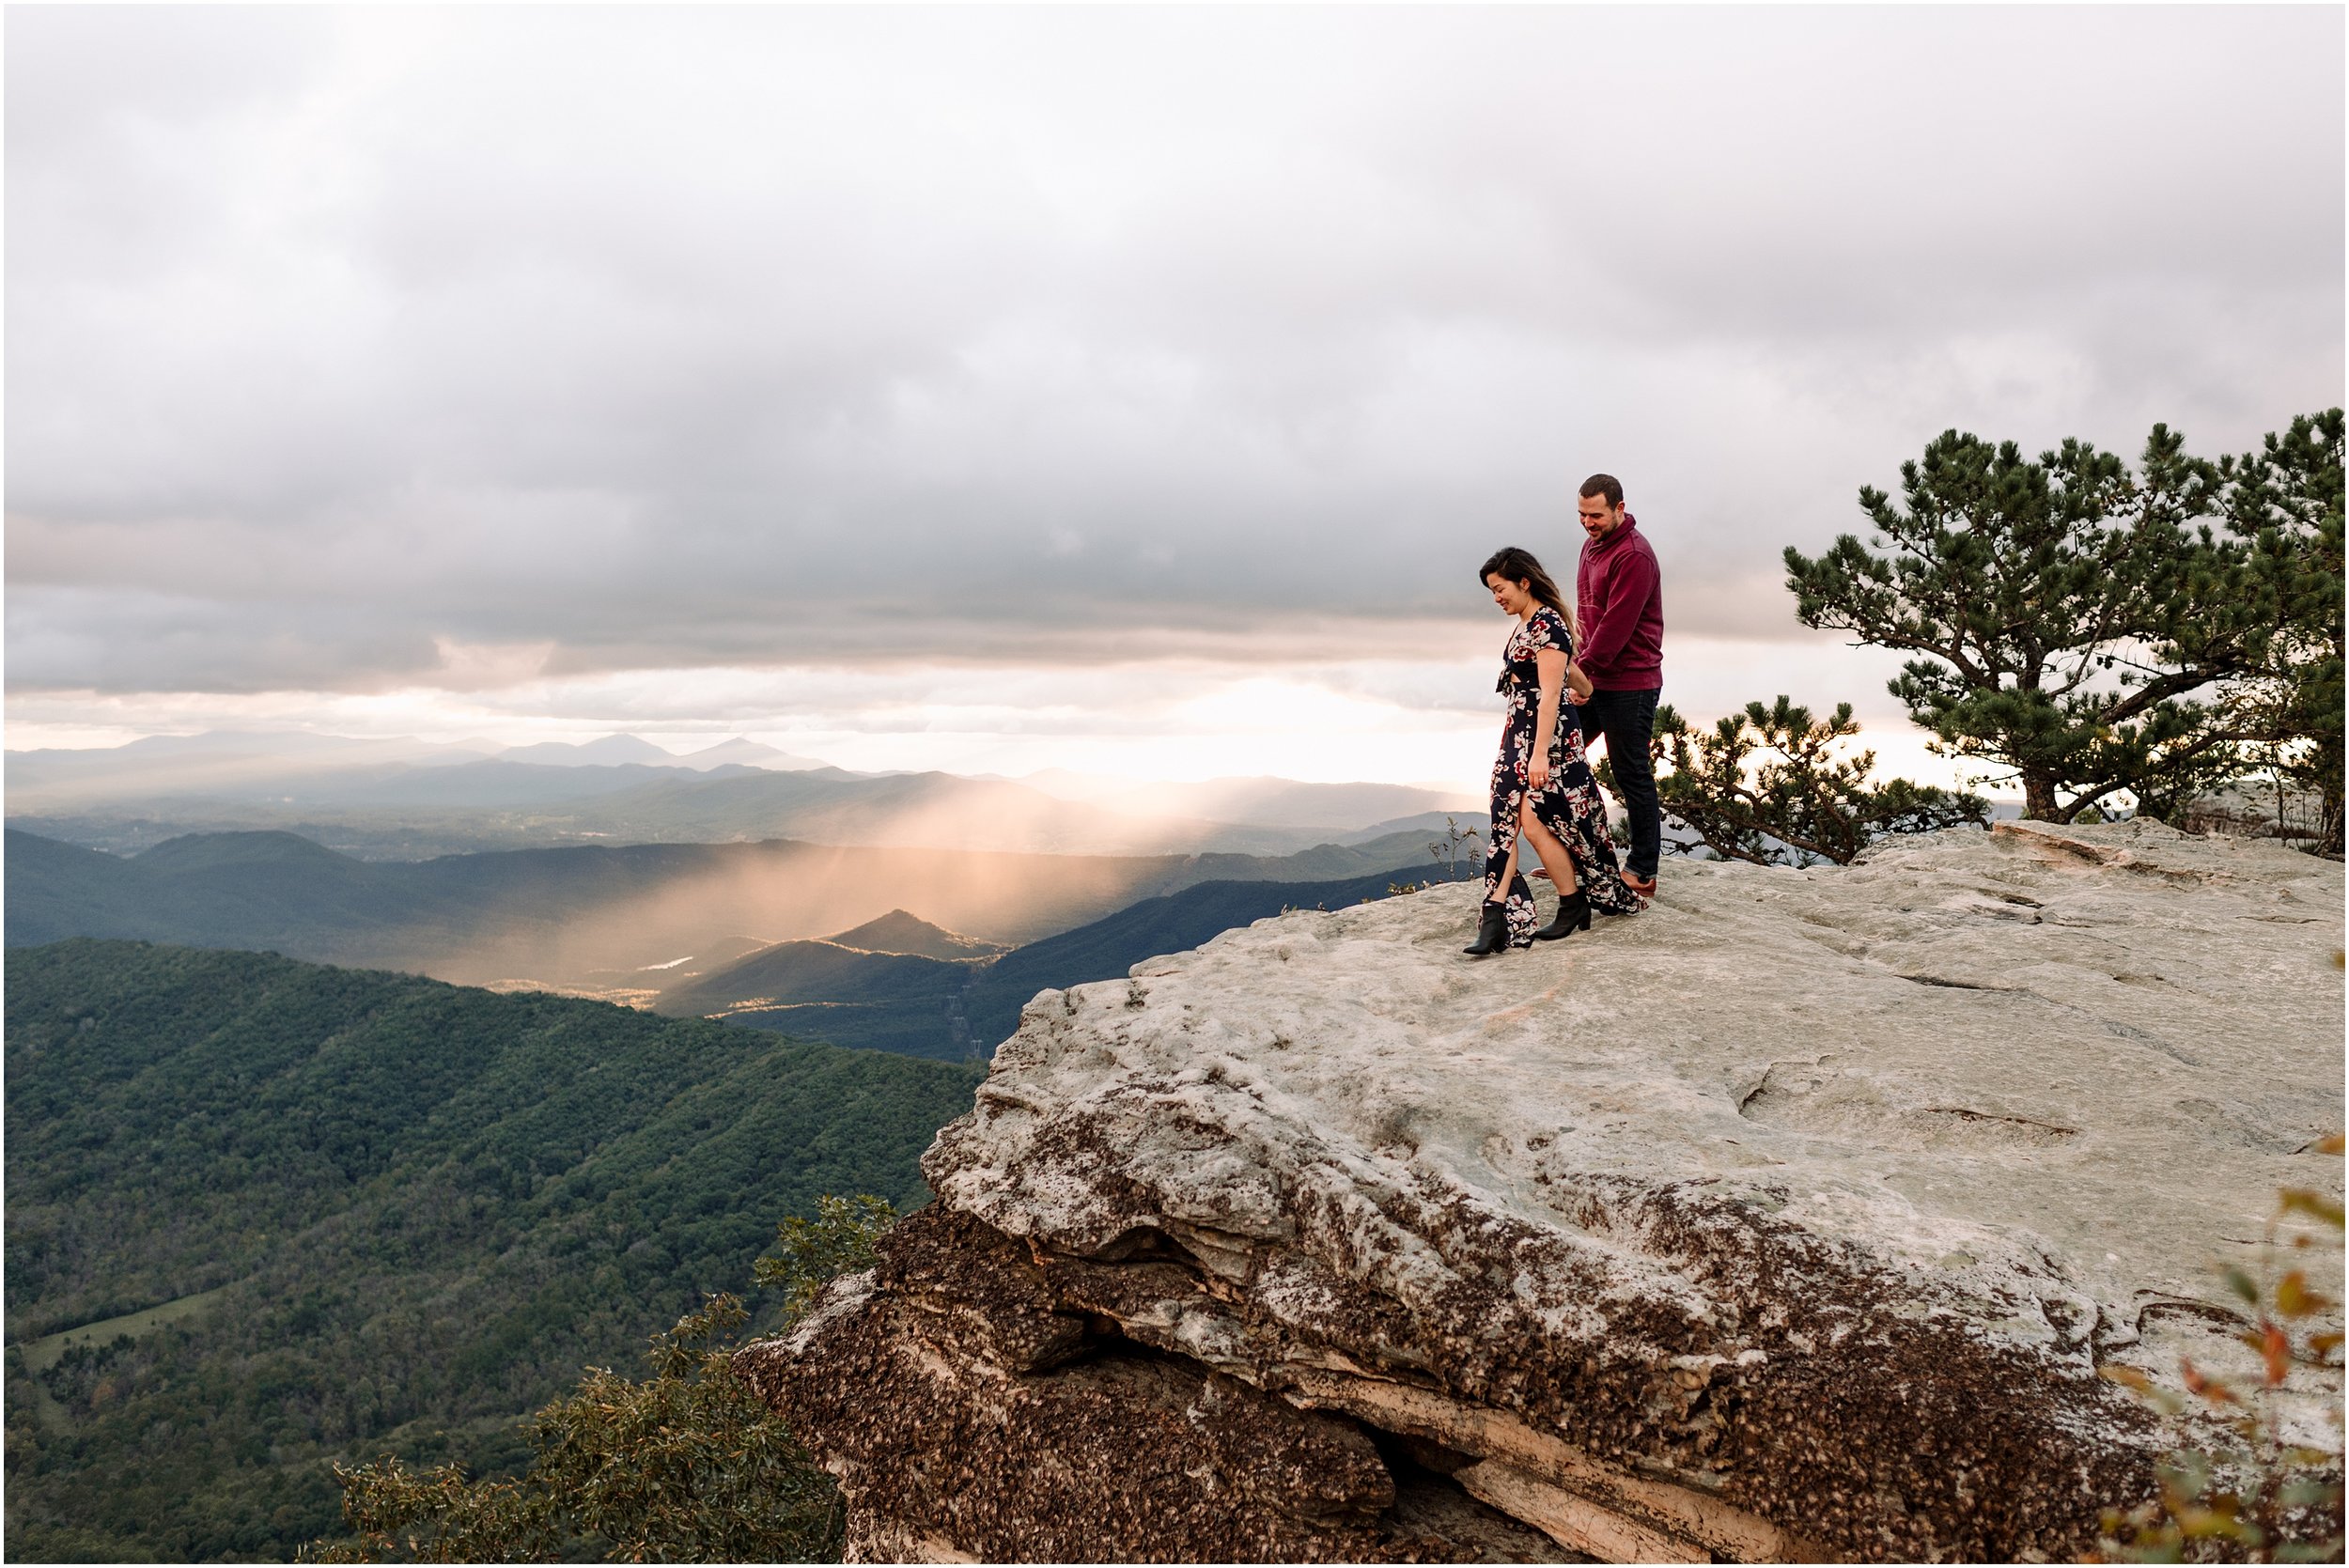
8,6,2341,695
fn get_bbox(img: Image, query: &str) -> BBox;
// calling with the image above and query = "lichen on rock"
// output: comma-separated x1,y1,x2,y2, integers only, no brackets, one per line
738,819,2344,1562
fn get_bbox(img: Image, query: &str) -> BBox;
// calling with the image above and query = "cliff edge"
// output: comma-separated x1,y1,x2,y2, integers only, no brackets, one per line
739,819,2344,1562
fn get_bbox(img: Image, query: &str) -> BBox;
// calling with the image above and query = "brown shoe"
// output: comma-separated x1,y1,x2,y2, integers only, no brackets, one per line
1621,870,1657,897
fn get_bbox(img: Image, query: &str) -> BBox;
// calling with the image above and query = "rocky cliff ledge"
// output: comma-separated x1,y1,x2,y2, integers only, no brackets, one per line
738,820,2344,1562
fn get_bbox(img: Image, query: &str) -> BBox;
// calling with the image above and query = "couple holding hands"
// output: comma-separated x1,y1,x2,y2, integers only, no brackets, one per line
1465,474,1665,957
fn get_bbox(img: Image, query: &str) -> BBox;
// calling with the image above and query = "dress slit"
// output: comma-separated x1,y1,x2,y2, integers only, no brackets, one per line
1484,607,1647,944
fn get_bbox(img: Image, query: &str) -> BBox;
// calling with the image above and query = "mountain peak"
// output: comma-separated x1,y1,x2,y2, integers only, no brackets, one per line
826,909,1003,960
678,737,833,771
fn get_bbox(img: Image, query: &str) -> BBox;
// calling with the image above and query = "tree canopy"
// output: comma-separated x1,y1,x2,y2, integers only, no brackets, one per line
4,941,975,1562
1784,411,2343,837
306,1197,900,1564
2210,410,2344,851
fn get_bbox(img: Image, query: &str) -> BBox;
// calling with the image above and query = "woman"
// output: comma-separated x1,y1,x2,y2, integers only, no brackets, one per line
1465,546,1648,956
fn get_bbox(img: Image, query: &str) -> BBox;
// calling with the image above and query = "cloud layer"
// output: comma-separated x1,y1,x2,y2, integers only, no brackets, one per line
8,7,2341,708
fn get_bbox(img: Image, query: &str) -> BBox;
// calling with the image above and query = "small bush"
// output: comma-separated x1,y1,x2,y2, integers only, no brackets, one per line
2097,1141,2344,1562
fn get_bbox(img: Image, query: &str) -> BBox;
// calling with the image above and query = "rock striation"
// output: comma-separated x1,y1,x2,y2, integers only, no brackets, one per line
738,820,2344,1562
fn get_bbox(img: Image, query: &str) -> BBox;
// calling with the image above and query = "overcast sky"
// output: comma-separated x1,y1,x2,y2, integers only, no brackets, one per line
8,6,2341,787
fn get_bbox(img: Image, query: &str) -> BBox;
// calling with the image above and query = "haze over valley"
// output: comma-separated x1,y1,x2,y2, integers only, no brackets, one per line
7,729,1485,1060
8,729,1475,860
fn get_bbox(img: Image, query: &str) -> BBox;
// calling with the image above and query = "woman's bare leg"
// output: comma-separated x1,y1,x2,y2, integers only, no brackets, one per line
1517,799,1579,896
1493,831,1521,901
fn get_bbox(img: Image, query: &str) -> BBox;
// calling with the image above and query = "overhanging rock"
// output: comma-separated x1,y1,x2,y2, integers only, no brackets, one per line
739,820,2344,1562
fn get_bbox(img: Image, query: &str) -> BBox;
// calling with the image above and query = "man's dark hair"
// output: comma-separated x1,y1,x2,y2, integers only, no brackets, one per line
1579,474,1624,507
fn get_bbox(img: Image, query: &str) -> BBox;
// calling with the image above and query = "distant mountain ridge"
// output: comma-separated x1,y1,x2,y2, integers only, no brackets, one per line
2,729,817,799
494,735,679,767
8,731,1476,861
4,731,501,808
678,737,829,770
491,735,828,770
4,824,1458,1062
14,764,1424,861
4,825,1463,990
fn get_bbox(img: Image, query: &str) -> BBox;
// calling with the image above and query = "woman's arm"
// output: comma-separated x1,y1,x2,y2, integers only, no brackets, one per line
1531,646,1567,790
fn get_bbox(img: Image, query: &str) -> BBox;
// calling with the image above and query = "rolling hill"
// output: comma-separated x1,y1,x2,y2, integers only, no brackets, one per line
1,828,487,956
3,939,984,1562
828,908,1007,959
654,862,1464,1057
654,937,988,1059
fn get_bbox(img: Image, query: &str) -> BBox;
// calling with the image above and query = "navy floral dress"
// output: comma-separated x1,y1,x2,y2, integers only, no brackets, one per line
1485,606,1648,943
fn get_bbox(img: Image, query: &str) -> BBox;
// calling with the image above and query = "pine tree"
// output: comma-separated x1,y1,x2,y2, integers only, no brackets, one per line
2213,411,2344,853
1647,697,1989,867
1784,414,2341,827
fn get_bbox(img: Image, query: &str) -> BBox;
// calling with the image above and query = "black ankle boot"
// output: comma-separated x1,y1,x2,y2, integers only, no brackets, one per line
1534,890,1591,941
1462,901,1510,956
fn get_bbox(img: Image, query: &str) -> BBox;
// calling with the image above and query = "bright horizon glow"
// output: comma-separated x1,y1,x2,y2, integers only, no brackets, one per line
0,634,2019,800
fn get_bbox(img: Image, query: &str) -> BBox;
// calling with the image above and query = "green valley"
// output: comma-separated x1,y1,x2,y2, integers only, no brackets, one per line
2,940,981,1562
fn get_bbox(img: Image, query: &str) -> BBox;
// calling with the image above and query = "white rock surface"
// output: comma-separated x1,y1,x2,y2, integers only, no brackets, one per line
756,821,2343,1561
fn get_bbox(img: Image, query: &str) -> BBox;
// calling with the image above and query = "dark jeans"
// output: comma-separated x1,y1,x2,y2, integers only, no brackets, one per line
1581,687,1661,878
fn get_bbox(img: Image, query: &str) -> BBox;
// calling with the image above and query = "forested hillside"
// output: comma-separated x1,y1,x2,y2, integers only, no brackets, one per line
2,827,1144,965
2,941,981,1562
655,938,984,1059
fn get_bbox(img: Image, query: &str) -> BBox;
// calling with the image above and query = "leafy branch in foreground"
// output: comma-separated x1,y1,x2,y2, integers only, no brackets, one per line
305,1195,899,1564
1627,695,1990,867
2097,1137,2344,1562
753,1193,897,1324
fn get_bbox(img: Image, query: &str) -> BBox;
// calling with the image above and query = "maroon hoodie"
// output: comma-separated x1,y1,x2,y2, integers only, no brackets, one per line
1574,511,1663,691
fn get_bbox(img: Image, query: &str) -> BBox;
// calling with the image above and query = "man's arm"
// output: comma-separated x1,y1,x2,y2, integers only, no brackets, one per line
1577,547,1657,671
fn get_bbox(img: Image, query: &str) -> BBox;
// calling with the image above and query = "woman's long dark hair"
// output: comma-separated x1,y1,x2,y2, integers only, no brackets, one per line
1479,546,1569,617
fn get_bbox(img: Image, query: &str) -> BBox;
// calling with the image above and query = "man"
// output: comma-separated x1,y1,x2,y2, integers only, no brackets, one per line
1571,474,1663,897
